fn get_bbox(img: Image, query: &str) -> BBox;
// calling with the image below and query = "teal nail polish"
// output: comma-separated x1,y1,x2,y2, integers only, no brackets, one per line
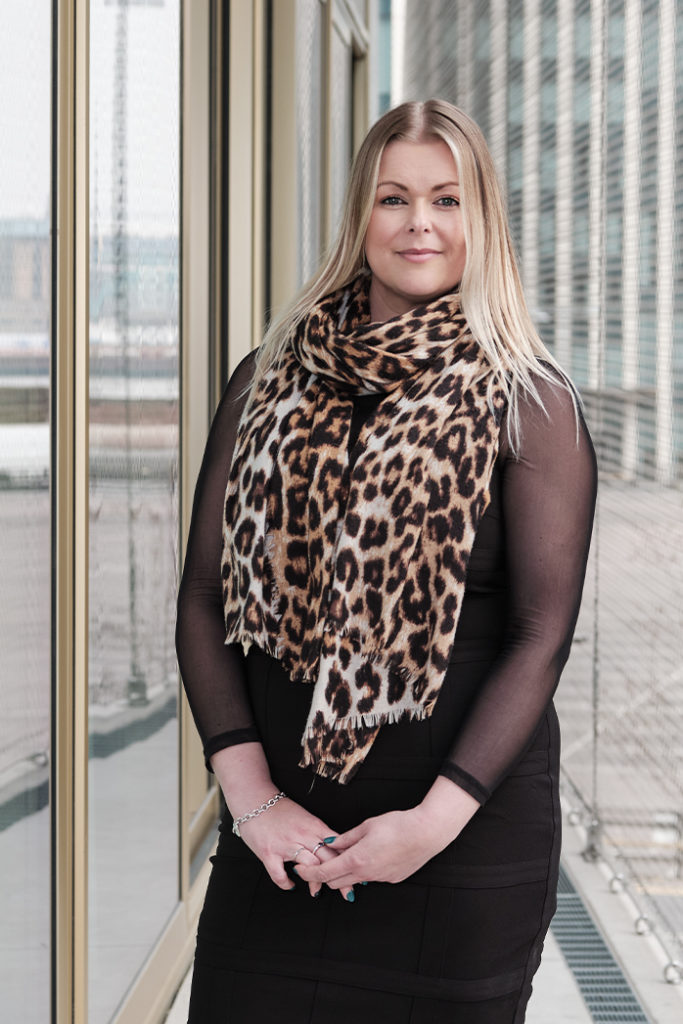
323,836,336,844
361,881,368,886
292,866,299,876
346,890,355,903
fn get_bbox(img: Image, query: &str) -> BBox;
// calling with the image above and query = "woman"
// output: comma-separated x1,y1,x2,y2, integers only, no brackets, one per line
176,100,597,1023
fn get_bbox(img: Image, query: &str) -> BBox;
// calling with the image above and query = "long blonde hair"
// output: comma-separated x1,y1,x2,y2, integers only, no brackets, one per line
250,99,575,448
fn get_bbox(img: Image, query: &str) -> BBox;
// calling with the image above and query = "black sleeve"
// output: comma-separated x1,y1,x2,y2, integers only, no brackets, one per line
175,351,261,768
440,377,598,803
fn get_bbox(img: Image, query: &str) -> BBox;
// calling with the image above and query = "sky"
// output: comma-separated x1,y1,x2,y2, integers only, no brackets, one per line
0,0,179,236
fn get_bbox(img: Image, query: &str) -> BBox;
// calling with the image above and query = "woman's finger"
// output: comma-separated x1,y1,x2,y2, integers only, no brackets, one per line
291,845,326,896
318,826,360,851
292,845,354,901
296,848,360,900
265,855,297,891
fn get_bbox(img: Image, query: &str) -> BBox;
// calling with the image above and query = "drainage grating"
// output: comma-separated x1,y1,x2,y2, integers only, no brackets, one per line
552,865,651,1022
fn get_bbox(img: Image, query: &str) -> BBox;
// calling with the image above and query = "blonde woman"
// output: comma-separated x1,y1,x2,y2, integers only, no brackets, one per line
176,100,597,1023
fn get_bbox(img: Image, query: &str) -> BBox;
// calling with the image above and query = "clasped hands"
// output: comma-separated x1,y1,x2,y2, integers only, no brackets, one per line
239,783,476,903
293,808,447,899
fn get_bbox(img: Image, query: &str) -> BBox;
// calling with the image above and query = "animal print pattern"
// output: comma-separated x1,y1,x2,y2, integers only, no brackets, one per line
222,275,505,783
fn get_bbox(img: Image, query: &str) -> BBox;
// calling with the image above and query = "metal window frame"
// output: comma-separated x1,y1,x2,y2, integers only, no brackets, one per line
181,0,271,865
52,1,220,1021
53,3,90,1021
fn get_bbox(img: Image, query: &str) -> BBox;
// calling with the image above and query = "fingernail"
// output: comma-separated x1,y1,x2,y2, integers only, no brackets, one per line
312,888,321,898
346,890,355,903
288,886,296,891
292,866,299,876
323,836,336,844
361,881,368,886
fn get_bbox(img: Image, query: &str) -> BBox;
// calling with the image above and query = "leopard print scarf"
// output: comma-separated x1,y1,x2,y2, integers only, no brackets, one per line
221,275,505,783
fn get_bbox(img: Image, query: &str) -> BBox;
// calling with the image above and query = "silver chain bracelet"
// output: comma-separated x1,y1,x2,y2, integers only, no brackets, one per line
232,791,286,838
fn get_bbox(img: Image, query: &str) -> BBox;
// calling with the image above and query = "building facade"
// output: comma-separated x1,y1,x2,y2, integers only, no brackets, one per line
394,0,683,980
397,0,682,483
0,2,381,1022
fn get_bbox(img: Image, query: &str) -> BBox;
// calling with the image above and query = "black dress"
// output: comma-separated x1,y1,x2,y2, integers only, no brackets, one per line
176,352,597,1024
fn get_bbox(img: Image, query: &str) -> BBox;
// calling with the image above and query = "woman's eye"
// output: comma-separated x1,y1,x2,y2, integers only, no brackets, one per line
379,195,405,205
436,196,459,207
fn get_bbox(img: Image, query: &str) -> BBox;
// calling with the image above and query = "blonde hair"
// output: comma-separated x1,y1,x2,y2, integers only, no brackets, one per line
250,99,576,448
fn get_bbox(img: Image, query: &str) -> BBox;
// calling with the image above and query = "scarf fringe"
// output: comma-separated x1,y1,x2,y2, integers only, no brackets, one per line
305,756,359,785
225,631,286,664
302,702,430,740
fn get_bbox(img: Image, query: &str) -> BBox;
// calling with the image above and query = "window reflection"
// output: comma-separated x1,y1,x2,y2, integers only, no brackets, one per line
88,2,180,1020
0,3,51,1022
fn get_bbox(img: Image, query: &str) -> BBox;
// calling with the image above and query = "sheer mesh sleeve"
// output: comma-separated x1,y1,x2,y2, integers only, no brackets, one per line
176,351,260,767
440,377,598,803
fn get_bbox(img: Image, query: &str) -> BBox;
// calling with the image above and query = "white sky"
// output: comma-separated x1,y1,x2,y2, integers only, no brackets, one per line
0,0,179,236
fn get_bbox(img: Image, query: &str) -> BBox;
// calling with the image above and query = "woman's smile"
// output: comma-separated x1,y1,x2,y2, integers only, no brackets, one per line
398,247,442,261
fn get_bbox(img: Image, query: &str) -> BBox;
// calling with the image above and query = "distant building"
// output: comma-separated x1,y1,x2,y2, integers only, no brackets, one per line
0,218,50,335
394,0,682,482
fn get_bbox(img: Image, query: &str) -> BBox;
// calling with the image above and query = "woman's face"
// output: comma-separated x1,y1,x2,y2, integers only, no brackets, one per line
365,137,466,322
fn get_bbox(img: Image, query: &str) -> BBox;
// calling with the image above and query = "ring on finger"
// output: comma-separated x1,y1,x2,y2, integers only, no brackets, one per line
292,846,306,860
311,841,325,855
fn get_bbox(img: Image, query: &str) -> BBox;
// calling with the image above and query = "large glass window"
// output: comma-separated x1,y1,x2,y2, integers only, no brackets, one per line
88,2,180,1020
0,3,51,1022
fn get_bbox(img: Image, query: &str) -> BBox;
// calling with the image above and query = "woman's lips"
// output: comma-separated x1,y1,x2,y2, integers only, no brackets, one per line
398,249,441,262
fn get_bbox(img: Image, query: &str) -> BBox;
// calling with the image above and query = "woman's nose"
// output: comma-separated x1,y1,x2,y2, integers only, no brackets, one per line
407,201,431,232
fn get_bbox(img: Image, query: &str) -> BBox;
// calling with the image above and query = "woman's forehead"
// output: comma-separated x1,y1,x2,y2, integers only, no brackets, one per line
377,138,459,186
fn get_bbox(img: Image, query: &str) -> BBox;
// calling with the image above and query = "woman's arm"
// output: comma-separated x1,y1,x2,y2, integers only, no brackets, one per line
175,352,261,756
176,354,350,896
438,376,597,800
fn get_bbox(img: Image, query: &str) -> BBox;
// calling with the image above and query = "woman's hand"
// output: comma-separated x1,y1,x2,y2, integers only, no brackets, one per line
211,743,353,901
238,796,353,900
293,777,480,892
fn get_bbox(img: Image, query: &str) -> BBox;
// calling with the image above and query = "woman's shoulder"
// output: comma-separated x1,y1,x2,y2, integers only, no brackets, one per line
525,364,578,421
500,364,589,463
208,349,259,442
228,348,259,391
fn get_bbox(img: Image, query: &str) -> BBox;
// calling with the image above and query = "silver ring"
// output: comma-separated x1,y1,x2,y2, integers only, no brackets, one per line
311,841,325,855
292,846,306,860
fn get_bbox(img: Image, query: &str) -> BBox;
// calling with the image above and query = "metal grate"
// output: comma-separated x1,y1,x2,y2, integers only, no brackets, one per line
552,865,651,1022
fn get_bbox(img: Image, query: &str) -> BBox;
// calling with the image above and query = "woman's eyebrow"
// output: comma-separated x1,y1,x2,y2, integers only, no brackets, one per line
376,180,460,191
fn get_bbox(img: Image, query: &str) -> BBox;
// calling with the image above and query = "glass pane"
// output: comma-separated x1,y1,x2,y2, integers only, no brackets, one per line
0,2,52,1022
88,2,180,1021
